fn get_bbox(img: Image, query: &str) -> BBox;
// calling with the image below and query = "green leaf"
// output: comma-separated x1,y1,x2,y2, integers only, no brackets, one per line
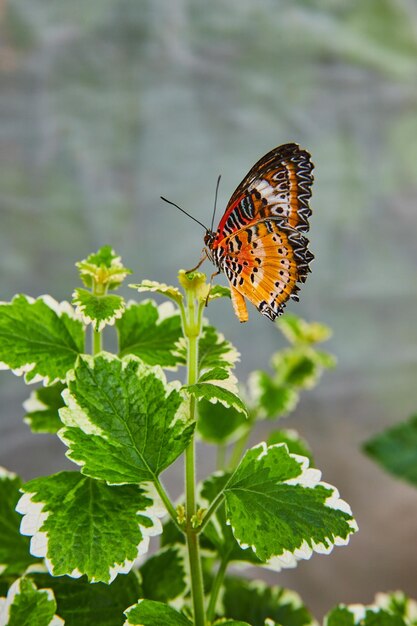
313,350,337,369
271,348,336,391
59,354,194,483
199,326,240,371
325,606,355,626
0,469,39,576
17,472,163,583
76,246,132,290
221,576,316,626
223,443,358,568
197,399,247,445
0,577,63,626
277,314,332,345
208,285,231,301
267,430,314,466
124,599,192,626
249,371,298,419
325,605,407,626
117,301,185,368
0,295,84,384
272,350,319,390
130,280,183,305
374,592,417,625
23,382,66,434
31,570,142,626
186,368,248,417
363,415,417,486
200,474,262,565
140,545,187,604
72,288,125,331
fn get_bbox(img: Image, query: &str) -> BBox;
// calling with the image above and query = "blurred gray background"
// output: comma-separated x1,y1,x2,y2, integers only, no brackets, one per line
1,0,417,618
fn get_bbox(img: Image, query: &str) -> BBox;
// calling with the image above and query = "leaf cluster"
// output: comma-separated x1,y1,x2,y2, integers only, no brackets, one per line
0,247,360,626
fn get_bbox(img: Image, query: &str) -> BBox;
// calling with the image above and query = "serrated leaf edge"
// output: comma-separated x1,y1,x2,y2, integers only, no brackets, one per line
59,353,186,444
186,369,248,416
140,543,190,609
0,577,64,626
16,482,165,584
0,466,18,481
225,442,358,571
0,295,83,386
72,289,126,331
129,280,183,304
219,578,318,626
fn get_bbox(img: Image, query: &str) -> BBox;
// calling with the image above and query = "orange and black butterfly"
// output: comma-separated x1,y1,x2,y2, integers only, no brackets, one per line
163,143,314,322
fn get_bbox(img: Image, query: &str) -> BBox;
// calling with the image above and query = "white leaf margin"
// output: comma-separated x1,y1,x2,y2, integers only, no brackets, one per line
0,295,83,386
323,604,395,626
123,599,192,626
0,577,64,626
375,592,417,622
58,353,186,443
0,466,17,481
72,289,125,332
16,479,165,584
185,368,248,416
225,442,359,572
129,280,183,304
219,578,318,626
138,544,190,610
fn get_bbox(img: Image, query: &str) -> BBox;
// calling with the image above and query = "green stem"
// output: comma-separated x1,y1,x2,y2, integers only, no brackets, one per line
206,557,229,623
92,280,106,355
216,444,227,471
184,294,206,626
228,426,251,470
92,328,102,355
154,477,181,531
198,490,225,534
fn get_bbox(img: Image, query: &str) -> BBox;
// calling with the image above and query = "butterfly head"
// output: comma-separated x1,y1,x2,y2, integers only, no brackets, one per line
203,230,215,248
203,230,216,263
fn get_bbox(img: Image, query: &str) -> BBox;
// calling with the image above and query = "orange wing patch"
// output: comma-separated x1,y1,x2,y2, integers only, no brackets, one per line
219,219,312,321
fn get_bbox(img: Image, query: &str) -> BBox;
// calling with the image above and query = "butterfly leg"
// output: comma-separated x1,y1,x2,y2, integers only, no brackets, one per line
204,269,221,307
230,286,248,322
186,249,207,274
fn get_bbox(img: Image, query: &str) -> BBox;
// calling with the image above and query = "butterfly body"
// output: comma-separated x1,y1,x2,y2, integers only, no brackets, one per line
204,143,314,322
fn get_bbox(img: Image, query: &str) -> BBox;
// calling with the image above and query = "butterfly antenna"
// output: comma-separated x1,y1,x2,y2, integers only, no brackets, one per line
160,196,209,231
210,174,221,233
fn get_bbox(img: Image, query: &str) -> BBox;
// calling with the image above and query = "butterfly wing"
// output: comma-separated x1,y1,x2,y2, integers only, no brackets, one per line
215,218,313,322
212,143,313,247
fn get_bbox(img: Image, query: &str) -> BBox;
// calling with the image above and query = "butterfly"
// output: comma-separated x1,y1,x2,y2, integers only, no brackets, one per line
163,143,314,322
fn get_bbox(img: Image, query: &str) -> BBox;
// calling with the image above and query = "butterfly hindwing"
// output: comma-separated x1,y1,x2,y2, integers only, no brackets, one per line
216,218,313,322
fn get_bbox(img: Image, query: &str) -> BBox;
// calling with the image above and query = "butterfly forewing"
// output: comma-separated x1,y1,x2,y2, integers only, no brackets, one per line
208,143,314,322
212,143,314,246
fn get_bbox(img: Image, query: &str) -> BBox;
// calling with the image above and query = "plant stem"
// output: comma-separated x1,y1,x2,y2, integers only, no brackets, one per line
92,328,102,355
154,477,181,531
216,444,227,471
198,490,225,534
183,292,206,626
228,425,251,470
92,280,105,355
206,557,228,623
